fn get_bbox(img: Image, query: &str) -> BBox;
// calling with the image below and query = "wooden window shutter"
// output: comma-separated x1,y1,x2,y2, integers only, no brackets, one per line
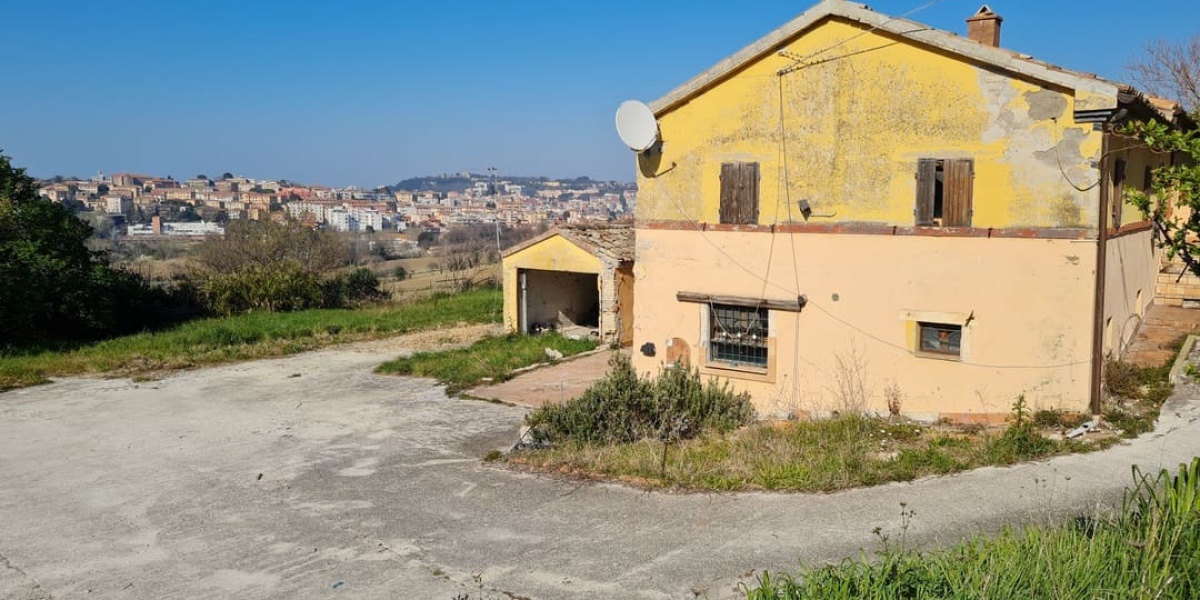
943,159,974,227
915,159,937,226
719,162,759,225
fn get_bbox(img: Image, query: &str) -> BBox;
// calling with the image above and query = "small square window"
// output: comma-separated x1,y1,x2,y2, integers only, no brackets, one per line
918,322,961,357
709,304,769,367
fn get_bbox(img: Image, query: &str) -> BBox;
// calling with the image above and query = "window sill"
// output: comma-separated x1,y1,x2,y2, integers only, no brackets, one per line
705,361,769,375
913,351,962,362
700,359,775,384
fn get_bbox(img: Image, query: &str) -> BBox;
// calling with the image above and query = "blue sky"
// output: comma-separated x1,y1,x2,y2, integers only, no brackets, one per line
1,0,1195,186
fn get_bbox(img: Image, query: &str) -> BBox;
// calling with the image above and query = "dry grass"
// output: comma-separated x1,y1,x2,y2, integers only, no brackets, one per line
509,413,1110,493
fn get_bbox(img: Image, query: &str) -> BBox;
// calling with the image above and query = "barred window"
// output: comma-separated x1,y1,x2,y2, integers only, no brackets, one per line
709,304,768,367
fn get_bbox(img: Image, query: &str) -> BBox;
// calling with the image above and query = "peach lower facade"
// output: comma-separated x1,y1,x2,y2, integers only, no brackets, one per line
631,227,1113,420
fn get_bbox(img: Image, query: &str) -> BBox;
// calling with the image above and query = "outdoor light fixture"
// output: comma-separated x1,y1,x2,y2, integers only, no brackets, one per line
798,199,813,220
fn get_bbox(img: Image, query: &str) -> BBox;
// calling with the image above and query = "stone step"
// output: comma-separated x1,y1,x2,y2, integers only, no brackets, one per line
1141,319,1200,330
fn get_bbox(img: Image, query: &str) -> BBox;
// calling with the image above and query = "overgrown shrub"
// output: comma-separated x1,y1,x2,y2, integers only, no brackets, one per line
321,267,385,307
526,353,755,445
199,264,324,315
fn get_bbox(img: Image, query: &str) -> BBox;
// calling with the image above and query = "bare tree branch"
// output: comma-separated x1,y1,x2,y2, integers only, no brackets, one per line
1126,34,1200,113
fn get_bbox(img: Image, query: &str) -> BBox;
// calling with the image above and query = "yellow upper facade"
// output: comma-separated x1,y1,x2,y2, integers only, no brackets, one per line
635,4,1122,231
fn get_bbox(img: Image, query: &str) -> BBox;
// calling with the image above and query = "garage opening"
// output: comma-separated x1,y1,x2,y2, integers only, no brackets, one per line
518,269,600,337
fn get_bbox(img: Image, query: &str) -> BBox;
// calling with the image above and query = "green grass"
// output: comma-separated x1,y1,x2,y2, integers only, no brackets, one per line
510,414,1102,492
0,288,501,391
375,332,598,392
744,457,1200,599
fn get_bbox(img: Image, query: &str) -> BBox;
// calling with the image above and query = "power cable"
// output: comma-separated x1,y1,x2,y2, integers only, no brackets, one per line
777,0,950,76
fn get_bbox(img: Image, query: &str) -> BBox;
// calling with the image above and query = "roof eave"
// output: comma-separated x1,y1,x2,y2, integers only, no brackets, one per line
648,0,1121,118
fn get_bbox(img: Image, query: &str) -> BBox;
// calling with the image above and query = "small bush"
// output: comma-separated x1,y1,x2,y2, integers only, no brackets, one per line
321,267,385,307
526,354,755,445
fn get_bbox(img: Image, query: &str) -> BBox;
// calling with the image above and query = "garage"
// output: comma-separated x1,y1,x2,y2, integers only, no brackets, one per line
501,225,634,345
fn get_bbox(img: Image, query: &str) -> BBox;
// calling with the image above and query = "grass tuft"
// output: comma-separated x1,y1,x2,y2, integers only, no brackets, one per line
375,332,597,392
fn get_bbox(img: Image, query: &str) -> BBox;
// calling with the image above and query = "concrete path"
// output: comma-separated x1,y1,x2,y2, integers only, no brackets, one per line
466,350,617,408
2,342,1200,600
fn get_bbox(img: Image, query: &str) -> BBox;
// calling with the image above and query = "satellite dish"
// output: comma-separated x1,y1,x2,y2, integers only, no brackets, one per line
615,100,660,152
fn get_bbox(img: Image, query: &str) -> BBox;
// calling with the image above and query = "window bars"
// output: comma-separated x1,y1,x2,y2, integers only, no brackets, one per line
710,304,769,367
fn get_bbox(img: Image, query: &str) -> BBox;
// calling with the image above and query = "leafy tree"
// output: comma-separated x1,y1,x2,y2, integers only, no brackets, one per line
1123,119,1200,275
221,172,233,180
0,152,170,348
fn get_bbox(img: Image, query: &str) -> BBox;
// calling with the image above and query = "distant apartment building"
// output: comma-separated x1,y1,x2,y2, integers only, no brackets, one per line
109,173,152,187
286,201,329,223
214,180,240,192
38,184,74,203
326,206,383,232
128,219,224,238
104,195,132,215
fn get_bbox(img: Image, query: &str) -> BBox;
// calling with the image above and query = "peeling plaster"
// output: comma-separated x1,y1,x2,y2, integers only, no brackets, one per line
1024,89,1068,121
978,69,1096,227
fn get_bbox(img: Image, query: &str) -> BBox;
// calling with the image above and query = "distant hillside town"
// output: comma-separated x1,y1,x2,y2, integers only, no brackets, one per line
36,170,636,238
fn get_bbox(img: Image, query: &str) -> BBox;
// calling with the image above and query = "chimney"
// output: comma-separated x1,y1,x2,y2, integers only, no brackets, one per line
966,5,1003,47
151,214,162,235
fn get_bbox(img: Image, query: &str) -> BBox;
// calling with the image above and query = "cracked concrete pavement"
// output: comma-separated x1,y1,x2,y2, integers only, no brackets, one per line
2,338,1200,600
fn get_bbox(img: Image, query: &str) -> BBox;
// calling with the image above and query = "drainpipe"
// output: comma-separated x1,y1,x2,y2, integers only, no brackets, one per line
1089,131,1112,415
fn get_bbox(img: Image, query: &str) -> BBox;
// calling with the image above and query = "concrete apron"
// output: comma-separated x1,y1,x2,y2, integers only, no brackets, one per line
465,349,616,408
1,345,1199,600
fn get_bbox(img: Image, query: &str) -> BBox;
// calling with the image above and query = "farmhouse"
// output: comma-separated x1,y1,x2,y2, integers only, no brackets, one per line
628,1,1195,421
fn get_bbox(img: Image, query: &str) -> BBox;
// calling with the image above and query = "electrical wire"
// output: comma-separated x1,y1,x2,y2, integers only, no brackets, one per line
777,0,950,76
654,169,1090,370
1051,118,1102,192
646,0,1090,372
